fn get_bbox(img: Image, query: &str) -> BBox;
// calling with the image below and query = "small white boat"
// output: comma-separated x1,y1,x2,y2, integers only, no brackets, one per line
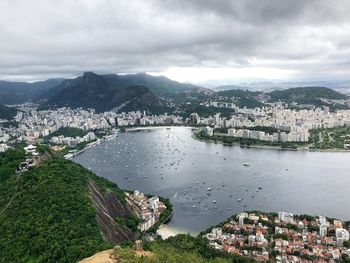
243,162,250,167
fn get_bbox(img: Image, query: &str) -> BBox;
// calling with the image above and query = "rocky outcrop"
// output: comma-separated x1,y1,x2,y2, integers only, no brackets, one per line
89,181,135,244
46,72,160,112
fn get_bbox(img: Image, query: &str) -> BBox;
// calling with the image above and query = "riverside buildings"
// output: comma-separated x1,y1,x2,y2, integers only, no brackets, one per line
125,190,167,232
0,105,183,151
3,102,350,150
195,104,350,143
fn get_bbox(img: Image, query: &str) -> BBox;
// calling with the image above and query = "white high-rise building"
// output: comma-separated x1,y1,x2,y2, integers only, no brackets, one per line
212,227,222,238
239,215,245,227
336,228,350,245
320,225,327,237
278,212,294,224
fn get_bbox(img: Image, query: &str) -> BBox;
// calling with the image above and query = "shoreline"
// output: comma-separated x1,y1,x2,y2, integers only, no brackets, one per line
157,224,198,239
66,124,350,160
65,129,119,159
192,133,350,153
68,126,350,240
124,125,195,132
123,125,350,153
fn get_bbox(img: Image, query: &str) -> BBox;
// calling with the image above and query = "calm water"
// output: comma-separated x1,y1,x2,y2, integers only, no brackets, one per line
72,127,350,233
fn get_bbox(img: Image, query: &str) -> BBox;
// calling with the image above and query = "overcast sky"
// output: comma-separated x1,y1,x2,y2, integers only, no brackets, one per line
1,0,350,83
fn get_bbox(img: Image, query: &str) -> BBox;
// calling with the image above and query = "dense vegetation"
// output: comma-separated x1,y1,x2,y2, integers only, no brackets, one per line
0,104,18,120
215,89,265,108
115,214,141,232
268,87,347,107
48,127,87,138
116,234,257,263
0,147,25,181
45,72,161,112
106,72,205,97
309,127,350,149
184,105,235,118
0,152,136,262
0,79,63,105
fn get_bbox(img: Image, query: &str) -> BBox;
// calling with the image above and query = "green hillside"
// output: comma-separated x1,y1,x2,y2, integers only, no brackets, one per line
0,148,260,263
0,104,17,120
46,72,161,112
215,89,265,108
268,86,347,103
0,149,135,263
115,234,256,263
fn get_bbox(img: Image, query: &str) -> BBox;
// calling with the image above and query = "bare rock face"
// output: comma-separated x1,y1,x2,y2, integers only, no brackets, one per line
89,181,135,244
103,191,131,218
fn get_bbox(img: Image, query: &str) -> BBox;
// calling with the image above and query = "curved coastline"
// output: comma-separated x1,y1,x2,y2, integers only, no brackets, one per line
192,132,350,153
120,125,350,153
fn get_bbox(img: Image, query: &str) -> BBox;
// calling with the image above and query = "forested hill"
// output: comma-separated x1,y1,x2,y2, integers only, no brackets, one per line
0,148,255,263
45,72,161,112
268,86,347,102
0,149,136,263
208,86,348,111
0,78,64,105
0,104,17,120
215,89,265,108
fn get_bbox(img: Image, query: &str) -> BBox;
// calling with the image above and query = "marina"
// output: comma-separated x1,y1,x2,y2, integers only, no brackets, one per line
72,127,350,234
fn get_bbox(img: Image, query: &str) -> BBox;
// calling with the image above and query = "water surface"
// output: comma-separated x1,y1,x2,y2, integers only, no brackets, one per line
73,127,350,233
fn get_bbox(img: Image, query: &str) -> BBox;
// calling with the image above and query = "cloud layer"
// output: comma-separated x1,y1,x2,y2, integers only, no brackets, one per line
1,0,350,82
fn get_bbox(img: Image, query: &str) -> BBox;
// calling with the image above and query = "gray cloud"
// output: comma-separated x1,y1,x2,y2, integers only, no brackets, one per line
1,0,350,81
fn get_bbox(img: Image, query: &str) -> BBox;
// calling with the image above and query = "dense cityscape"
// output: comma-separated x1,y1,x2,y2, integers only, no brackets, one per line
3,101,350,154
204,211,350,262
3,1,350,262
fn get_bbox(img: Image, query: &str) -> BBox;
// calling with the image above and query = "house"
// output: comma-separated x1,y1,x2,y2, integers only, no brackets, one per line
24,144,39,156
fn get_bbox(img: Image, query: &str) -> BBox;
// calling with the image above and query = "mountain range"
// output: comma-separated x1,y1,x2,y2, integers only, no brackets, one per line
208,80,350,95
0,72,211,113
0,78,64,105
0,72,349,117
44,72,161,112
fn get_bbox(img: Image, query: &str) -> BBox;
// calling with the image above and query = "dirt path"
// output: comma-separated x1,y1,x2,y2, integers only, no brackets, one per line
0,174,21,216
78,249,154,263
77,249,115,263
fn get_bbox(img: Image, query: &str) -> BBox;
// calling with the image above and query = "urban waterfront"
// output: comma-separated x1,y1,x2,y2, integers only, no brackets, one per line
73,127,350,234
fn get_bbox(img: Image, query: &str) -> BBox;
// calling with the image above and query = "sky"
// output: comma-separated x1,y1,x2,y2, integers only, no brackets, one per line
1,0,350,84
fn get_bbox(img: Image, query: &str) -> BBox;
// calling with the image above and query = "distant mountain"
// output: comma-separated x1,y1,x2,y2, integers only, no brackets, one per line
0,72,210,107
210,84,248,91
207,86,348,110
0,104,17,120
268,86,347,104
206,79,350,94
102,73,209,97
0,79,64,104
46,72,160,112
214,89,265,108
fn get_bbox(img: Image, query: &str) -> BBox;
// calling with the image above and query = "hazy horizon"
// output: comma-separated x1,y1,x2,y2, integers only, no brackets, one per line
1,0,350,85
2,71,350,90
